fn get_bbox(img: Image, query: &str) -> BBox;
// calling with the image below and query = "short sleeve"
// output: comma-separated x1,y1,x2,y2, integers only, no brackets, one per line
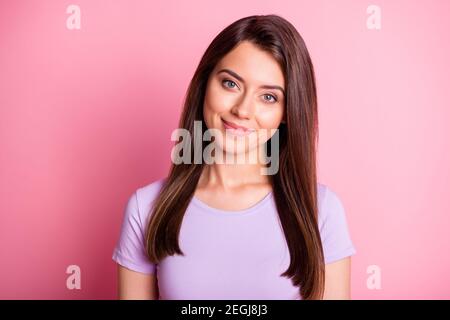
319,186,356,264
112,191,156,274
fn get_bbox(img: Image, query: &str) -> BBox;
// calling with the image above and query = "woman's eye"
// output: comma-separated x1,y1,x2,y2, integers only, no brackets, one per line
221,80,277,103
222,79,237,89
263,94,277,103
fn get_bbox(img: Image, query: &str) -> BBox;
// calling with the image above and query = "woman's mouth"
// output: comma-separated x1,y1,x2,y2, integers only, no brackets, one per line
221,118,255,136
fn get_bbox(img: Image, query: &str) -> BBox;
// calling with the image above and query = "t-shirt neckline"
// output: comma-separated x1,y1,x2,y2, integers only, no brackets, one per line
191,191,274,216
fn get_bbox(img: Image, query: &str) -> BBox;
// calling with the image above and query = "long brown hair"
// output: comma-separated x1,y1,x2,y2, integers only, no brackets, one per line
145,14,324,300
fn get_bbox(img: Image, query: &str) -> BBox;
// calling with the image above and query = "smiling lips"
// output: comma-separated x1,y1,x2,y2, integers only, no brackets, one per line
221,118,255,136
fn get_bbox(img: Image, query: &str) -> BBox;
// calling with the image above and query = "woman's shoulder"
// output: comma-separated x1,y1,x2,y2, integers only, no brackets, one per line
316,182,356,263
131,177,167,222
317,182,347,226
136,177,167,202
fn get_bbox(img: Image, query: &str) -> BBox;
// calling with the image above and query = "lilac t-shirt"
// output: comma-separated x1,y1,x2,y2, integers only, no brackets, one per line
112,178,356,300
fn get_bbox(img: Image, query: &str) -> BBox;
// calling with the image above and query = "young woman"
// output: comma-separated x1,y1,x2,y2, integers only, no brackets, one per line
112,14,356,300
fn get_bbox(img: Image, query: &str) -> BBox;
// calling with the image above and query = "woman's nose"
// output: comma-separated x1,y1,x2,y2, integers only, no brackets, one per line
231,94,254,119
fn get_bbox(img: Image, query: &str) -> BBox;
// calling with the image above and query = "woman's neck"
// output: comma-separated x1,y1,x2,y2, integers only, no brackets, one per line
197,162,270,192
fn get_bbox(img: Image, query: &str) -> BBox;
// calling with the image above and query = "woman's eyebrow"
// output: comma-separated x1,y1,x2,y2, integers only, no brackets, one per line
217,68,285,96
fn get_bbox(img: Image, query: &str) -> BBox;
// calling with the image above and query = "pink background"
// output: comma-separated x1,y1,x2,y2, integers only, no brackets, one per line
0,0,449,299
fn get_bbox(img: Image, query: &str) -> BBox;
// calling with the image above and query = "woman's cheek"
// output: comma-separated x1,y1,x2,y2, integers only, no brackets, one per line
257,107,284,129
205,84,231,113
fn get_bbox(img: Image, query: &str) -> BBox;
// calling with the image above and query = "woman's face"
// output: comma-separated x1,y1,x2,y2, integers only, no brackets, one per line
203,40,286,158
